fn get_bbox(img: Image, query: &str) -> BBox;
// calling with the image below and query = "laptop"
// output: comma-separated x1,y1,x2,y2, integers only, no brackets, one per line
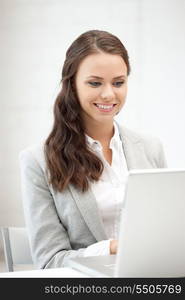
66,169,185,277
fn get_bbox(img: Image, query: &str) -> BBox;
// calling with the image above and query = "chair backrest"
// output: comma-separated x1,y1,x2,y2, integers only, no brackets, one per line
1,227,34,272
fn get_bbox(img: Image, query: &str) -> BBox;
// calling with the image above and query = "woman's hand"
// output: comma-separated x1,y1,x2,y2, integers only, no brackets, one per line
110,239,118,254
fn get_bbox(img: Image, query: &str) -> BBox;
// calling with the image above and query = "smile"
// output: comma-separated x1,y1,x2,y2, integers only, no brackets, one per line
94,103,117,112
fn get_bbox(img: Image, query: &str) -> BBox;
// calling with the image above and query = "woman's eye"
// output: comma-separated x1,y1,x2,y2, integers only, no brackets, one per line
114,81,124,87
88,82,101,87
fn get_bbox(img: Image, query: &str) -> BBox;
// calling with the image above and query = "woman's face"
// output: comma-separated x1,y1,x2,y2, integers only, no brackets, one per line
75,51,128,126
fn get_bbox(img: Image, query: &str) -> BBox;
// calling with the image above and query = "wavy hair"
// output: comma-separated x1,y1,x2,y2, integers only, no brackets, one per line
44,29,131,192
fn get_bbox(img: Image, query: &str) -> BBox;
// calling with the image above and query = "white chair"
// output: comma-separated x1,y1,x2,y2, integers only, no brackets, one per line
1,227,34,272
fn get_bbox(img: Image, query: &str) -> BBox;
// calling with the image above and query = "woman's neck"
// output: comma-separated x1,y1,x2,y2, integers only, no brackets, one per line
85,120,114,148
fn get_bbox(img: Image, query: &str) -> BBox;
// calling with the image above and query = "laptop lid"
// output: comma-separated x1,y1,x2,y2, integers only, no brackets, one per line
115,168,185,277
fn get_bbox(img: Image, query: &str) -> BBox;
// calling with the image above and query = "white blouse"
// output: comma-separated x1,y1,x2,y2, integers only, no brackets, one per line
83,122,128,256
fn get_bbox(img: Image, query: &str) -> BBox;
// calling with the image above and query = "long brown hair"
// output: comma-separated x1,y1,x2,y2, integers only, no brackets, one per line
44,30,131,192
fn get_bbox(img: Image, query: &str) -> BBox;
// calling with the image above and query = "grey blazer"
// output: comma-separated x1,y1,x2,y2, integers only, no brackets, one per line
19,124,167,269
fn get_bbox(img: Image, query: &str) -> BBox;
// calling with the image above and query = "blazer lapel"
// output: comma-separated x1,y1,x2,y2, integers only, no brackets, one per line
69,184,107,241
120,131,140,170
116,122,152,170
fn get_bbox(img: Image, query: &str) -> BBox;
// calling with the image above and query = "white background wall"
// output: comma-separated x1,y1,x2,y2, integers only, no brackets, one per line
0,0,185,233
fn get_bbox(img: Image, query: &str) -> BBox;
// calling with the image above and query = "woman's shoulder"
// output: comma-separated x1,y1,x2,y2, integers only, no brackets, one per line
117,123,162,146
117,123,167,167
19,140,46,170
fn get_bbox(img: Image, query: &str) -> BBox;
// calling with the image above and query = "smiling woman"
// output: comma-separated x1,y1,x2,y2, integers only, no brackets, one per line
45,30,131,193
19,30,167,269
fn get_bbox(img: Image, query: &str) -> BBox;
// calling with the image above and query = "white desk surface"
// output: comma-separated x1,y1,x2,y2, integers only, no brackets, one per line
0,267,89,278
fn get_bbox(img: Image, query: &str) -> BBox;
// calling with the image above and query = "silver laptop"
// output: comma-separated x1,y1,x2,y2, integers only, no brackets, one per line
66,169,185,277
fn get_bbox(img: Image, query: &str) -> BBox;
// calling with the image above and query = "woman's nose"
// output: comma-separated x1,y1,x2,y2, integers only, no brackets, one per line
100,84,115,101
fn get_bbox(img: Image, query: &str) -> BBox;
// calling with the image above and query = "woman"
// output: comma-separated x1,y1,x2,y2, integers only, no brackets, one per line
19,29,167,269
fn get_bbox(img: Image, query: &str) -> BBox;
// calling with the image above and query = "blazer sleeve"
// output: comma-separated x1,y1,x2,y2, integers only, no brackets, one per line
151,137,168,168
140,133,168,168
19,149,88,269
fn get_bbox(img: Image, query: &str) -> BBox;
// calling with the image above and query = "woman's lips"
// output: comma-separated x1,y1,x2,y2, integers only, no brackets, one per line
94,103,116,112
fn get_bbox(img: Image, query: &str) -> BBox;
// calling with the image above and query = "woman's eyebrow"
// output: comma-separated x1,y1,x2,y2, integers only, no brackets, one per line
86,75,126,79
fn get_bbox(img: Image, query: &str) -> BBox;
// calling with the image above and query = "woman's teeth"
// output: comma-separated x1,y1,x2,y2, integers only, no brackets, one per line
95,104,114,109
